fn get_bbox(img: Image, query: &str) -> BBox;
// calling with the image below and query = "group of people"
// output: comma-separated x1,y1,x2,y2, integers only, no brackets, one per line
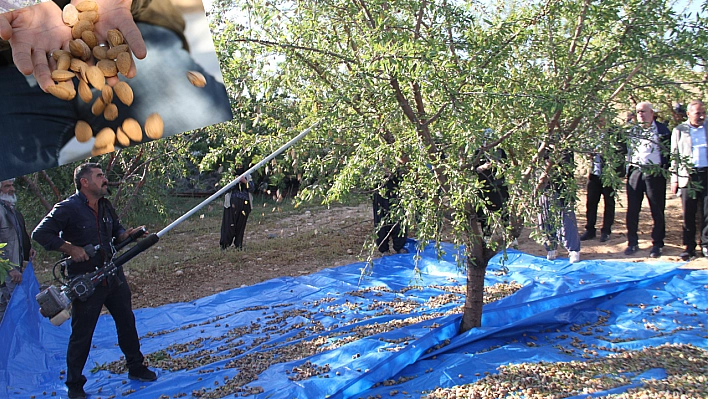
553,100,708,263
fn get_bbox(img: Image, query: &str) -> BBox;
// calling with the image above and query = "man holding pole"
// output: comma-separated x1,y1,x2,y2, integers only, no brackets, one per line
32,163,156,399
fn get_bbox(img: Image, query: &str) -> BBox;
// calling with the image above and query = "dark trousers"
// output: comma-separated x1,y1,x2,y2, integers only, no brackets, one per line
680,168,708,252
585,174,615,235
220,199,251,249
376,222,407,253
625,167,666,247
66,273,143,390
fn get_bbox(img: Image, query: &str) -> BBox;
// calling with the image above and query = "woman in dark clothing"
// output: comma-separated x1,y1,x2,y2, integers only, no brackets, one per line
220,168,255,250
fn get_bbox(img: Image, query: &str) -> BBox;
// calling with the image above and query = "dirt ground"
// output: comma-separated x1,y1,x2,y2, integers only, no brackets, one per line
125,184,706,310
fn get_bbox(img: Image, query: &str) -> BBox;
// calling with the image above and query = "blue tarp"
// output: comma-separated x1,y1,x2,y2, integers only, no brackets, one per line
1,240,706,398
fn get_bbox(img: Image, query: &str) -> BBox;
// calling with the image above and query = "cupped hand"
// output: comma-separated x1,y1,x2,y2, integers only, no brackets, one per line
79,0,146,80
1,2,72,91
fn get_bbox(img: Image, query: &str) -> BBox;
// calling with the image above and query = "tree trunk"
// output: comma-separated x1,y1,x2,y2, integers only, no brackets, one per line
460,247,489,333
20,175,53,212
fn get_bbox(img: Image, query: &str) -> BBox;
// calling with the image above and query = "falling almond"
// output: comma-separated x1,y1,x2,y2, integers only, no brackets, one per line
122,118,142,142
91,97,106,116
94,127,115,148
116,127,131,147
74,120,93,143
78,80,92,103
86,65,105,90
144,113,164,139
113,81,133,106
91,143,114,157
186,71,206,88
46,84,74,101
103,103,118,121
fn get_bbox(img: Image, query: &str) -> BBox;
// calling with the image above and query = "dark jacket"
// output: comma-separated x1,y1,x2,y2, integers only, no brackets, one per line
32,192,125,275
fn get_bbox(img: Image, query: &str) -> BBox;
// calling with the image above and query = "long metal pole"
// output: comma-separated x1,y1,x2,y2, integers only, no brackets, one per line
156,120,320,238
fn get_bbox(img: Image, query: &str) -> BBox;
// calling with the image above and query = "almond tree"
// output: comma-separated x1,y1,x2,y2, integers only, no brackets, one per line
209,0,708,331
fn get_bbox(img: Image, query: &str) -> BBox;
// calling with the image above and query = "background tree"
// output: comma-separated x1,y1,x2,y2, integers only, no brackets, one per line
207,0,708,332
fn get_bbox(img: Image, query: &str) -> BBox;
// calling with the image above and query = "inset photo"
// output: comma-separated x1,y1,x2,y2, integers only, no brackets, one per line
0,0,233,181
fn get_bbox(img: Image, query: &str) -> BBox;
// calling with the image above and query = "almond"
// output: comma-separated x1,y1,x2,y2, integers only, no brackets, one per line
75,0,98,12
94,127,115,148
116,52,131,76
92,45,107,60
116,126,131,147
62,4,79,26
81,30,97,49
91,143,115,157
103,103,118,121
101,85,113,104
71,20,93,40
91,97,106,116
106,44,128,60
78,10,98,23
51,70,76,82
78,80,93,103
46,84,73,101
74,120,93,143
51,50,71,61
187,71,207,88
57,54,71,71
96,59,117,77
144,113,164,140
69,39,91,61
58,80,76,97
122,118,142,142
113,81,133,106
57,81,77,100
107,29,124,47
70,58,87,73
86,65,105,90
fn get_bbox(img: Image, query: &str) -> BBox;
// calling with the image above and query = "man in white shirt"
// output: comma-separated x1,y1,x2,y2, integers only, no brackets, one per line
670,100,708,260
625,102,671,258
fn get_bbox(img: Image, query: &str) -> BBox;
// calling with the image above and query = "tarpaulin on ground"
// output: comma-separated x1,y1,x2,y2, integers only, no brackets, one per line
1,240,706,398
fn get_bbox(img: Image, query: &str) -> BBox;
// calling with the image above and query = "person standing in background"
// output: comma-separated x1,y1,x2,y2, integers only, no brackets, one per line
0,178,35,322
221,167,255,250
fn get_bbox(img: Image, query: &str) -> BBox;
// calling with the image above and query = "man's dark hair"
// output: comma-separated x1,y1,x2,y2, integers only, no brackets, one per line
74,162,102,191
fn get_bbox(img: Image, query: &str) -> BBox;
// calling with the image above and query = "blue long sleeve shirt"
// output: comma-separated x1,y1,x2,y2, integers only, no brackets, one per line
32,192,125,274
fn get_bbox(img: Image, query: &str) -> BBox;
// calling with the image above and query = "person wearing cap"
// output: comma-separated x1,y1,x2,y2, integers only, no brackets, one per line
624,102,671,258
670,100,708,261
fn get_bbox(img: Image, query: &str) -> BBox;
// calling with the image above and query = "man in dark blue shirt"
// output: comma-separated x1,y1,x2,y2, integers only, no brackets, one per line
32,162,156,399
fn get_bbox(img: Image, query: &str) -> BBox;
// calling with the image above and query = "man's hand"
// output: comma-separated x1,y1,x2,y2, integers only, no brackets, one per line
119,226,147,242
28,248,37,262
671,182,679,195
65,244,89,262
1,2,72,91
8,268,21,284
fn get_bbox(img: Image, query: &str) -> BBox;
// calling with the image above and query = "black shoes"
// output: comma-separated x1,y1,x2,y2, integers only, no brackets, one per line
599,233,610,243
579,231,596,241
649,246,662,258
624,245,639,255
679,250,696,261
128,366,157,382
396,248,409,254
67,387,87,399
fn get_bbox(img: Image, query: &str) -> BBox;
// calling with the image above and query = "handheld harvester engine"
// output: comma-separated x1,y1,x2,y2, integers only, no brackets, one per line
35,228,159,326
